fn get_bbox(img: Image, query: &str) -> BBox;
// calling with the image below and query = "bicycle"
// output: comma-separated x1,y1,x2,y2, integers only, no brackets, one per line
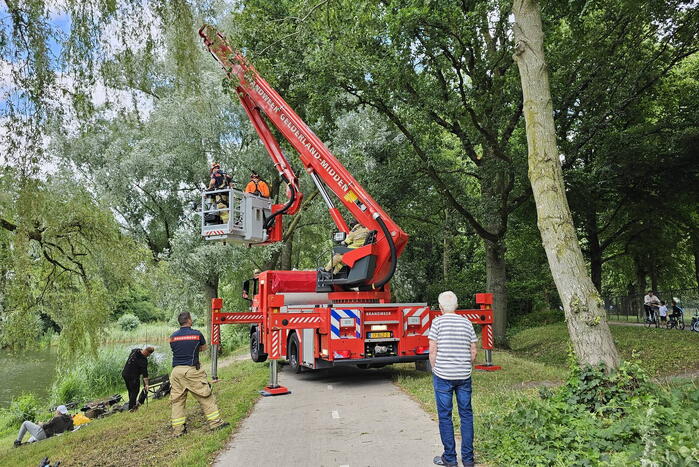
691,312,699,332
667,310,685,330
644,305,660,328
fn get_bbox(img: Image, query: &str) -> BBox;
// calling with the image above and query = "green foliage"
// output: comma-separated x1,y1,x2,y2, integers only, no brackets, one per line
0,172,146,356
113,286,163,323
481,361,699,466
117,313,141,332
1,394,41,428
220,324,249,353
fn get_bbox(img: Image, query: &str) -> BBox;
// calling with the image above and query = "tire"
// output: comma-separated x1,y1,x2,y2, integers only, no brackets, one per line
250,328,268,363
678,319,685,330
693,321,699,333
287,333,302,373
415,359,432,373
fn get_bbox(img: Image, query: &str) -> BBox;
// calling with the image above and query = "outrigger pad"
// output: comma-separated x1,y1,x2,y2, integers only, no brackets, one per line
260,385,292,397
474,364,502,371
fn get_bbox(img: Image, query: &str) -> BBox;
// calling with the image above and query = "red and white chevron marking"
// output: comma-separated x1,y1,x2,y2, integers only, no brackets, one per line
462,313,481,322
288,316,321,324
270,329,281,359
211,324,221,345
221,313,262,321
205,230,226,236
402,307,431,335
484,324,494,349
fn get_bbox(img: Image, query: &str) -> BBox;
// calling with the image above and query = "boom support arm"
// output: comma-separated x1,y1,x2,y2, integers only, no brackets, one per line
199,24,409,287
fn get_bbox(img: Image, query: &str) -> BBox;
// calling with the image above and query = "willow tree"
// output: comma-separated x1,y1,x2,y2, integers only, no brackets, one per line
512,0,619,367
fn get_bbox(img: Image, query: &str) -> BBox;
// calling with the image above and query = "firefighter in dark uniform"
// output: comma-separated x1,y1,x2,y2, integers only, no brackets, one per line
169,312,228,436
207,163,233,223
121,346,154,411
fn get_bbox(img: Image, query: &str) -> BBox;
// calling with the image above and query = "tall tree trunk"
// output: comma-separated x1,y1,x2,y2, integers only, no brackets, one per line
485,240,508,344
586,211,603,293
649,251,659,293
634,254,647,320
204,274,219,343
281,237,293,270
691,229,699,292
443,210,450,280
512,0,619,368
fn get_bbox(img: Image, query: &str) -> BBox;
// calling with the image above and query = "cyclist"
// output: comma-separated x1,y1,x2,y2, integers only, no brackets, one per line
669,300,684,328
643,291,660,323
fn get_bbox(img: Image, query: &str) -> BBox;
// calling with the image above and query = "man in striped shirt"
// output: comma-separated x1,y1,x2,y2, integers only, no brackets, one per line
429,291,477,467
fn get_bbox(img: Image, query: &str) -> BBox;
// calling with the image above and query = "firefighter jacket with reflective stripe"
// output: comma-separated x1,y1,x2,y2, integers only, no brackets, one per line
170,327,206,367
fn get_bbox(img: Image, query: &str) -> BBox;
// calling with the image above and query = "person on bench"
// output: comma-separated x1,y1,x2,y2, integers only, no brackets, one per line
324,220,370,274
13,405,73,447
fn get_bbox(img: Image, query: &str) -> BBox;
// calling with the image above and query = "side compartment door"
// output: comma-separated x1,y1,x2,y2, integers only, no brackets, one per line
302,328,316,369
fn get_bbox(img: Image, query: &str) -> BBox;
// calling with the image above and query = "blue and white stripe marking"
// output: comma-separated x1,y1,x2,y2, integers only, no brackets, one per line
330,308,361,339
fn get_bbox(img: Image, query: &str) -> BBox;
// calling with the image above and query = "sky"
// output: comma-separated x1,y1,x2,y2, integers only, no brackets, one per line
0,2,156,121
0,2,159,171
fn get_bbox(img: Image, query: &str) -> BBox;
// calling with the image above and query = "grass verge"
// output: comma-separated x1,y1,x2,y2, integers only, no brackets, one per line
0,360,267,467
509,322,699,377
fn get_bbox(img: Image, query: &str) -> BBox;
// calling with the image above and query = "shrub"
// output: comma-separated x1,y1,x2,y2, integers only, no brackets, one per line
2,393,41,428
113,286,165,322
53,372,89,405
509,309,564,334
221,324,249,353
481,358,699,465
117,313,140,331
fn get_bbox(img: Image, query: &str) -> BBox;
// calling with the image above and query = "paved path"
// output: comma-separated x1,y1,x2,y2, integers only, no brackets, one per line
215,365,443,467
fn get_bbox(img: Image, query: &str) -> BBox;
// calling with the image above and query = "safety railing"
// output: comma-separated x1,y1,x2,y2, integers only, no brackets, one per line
201,188,245,237
201,188,272,244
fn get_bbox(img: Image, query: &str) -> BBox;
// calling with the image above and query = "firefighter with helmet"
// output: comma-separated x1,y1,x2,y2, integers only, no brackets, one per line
244,171,270,197
207,162,233,223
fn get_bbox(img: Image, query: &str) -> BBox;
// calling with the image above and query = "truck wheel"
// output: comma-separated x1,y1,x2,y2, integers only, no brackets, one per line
287,333,302,373
415,359,432,373
250,328,267,363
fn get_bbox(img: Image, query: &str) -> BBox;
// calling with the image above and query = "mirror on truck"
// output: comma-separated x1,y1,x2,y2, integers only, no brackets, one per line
242,278,258,301
242,280,251,301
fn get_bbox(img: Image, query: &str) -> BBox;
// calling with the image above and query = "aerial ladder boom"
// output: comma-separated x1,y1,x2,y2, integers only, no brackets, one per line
199,25,501,384
199,24,408,289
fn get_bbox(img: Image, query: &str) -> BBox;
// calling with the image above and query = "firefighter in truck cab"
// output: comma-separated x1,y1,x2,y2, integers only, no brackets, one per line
169,312,229,436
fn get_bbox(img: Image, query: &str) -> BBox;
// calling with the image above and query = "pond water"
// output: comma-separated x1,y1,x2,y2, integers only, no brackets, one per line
0,343,176,408
0,347,58,408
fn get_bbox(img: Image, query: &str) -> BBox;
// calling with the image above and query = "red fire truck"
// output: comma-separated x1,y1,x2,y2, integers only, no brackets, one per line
198,25,499,394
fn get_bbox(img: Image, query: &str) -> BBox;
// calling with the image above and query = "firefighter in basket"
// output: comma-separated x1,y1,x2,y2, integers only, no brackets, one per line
244,171,270,197
207,162,233,224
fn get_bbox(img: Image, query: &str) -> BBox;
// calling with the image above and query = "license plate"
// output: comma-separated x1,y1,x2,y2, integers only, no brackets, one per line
368,331,392,339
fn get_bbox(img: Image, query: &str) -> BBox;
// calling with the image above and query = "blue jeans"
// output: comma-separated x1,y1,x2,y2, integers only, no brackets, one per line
433,374,474,464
